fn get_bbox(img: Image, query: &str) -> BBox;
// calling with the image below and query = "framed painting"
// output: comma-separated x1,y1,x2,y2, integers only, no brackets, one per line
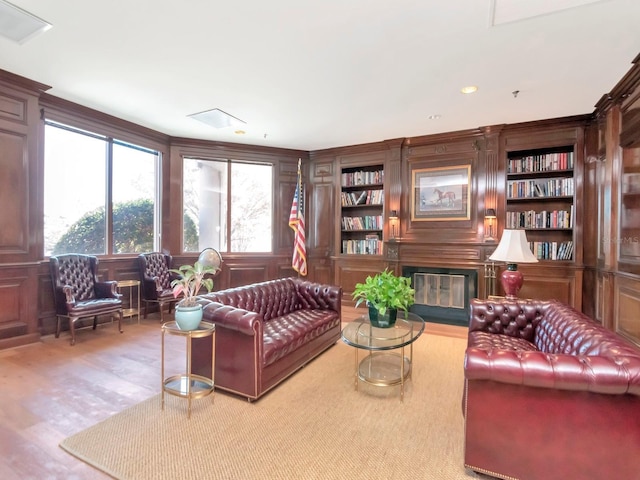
411,165,471,221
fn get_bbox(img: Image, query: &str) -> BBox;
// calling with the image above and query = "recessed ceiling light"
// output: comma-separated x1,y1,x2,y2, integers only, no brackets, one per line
188,108,246,129
461,86,478,94
0,0,52,44
428,114,441,120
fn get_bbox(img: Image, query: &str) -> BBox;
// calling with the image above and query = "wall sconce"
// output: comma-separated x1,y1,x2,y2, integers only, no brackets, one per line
485,208,496,241
389,210,399,239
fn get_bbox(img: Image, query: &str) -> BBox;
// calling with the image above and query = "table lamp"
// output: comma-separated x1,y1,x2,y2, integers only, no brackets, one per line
489,229,538,298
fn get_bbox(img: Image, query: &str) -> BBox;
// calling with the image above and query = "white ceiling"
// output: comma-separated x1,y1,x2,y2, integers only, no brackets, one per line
1,0,639,151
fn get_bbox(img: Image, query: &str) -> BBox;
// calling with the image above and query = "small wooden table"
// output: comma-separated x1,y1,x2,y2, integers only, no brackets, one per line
161,321,215,418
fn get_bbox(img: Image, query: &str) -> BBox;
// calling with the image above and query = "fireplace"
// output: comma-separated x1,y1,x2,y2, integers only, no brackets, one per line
402,266,477,327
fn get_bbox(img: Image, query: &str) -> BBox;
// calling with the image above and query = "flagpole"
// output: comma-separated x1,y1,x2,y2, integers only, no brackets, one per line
289,158,307,277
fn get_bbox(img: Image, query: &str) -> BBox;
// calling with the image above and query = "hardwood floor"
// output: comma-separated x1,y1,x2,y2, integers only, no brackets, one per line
0,307,467,479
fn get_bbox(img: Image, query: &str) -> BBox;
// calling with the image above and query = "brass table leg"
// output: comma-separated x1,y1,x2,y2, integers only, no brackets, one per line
354,347,359,391
400,345,405,401
161,328,165,410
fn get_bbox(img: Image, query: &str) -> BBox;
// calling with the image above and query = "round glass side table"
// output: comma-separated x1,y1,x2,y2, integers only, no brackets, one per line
341,312,425,401
161,321,215,418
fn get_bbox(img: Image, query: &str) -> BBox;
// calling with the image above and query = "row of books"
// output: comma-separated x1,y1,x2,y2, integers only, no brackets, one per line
507,177,574,199
341,170,384,187
341,189,384,206
506,207,574,229
529,241,574,260
342,238,383,255
508,151,574,174
341,215,383,231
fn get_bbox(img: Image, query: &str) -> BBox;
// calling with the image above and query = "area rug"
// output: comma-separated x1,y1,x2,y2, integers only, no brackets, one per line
60,333,480,480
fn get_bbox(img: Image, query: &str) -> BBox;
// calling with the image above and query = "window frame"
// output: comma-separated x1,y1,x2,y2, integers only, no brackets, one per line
181,155,275,254
43,118,163,257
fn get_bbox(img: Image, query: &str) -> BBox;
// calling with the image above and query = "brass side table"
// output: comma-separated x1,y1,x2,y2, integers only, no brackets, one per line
161,321,215,418
117,279,141,324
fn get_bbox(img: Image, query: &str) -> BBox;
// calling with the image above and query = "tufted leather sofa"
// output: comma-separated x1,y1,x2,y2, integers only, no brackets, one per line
191,277,342,401
463,298,640,480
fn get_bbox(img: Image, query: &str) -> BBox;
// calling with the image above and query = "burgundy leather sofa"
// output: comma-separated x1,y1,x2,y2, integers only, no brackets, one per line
192,277,342,401
463,298,640,480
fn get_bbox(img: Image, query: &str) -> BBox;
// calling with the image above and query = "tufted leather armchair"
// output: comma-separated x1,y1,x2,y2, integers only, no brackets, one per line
463,298,640,480
49,254,123,346
137,252,178,322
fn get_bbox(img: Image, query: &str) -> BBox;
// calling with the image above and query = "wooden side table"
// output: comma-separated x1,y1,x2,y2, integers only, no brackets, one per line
117,279,141,324
161,321,215,418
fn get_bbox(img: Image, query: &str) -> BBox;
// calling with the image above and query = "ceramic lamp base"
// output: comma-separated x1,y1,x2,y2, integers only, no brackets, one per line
500,264,523,299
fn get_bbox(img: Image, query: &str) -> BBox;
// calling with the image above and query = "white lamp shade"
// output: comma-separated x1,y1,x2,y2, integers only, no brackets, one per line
489,229,538,264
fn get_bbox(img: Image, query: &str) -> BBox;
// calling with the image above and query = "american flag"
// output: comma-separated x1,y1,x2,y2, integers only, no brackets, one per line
289,159,307,276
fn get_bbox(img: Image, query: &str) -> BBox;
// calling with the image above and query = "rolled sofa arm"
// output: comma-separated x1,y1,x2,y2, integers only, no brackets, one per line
200,300,262,336
295,279,342,313
465,346,640,396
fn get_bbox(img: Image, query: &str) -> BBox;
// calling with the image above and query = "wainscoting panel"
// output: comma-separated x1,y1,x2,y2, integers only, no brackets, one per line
616,275,640,346
227,265,270,289
0,265,39,348
334,259,387,305
517,273,574,306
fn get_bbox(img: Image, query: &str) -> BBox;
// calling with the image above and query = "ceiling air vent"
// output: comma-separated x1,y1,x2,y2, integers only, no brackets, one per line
188,108,246,129
0,0,52,44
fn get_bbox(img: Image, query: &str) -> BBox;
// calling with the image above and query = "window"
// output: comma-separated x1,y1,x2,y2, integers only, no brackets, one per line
44,121,160,256
182,158,273,253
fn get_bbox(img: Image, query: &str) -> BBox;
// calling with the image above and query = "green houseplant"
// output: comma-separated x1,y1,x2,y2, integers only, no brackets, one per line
170,261,219,330
352,269,415,328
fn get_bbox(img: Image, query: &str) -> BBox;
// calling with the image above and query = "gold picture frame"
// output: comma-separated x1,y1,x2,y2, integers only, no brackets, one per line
411,165,471,221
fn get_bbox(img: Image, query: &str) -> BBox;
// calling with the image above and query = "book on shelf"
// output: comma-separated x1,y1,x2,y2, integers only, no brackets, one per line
341,170,384,187
341,215,383,231
507,151,574,174
507,177,574,199
340,189,384,206
342,238,383,255
506,209,572,229
528,240,573,260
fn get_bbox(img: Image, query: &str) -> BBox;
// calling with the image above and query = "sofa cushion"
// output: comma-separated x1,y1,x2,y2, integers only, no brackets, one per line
263,309,340,366
469,331,538,352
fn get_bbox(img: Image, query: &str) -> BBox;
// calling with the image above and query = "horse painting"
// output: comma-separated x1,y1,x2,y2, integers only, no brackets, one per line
434,188,456,207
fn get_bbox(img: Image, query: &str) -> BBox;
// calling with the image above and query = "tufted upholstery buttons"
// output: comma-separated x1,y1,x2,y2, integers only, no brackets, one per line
196,277,342,400
49,254,123,345
137,252,178,322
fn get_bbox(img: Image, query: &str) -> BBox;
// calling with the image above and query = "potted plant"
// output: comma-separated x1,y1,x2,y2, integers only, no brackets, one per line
170,261,219,330
352,269,415,328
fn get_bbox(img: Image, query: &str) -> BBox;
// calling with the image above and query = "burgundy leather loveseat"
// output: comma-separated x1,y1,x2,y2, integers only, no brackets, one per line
192,277,342,401
463,298,640,480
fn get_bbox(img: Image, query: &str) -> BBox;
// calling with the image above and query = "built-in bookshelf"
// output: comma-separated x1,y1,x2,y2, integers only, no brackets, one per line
506,147,575,261
340,165,384,255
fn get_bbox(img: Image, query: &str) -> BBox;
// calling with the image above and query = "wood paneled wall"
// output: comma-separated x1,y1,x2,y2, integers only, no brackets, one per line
588,53,640,342
2,53,640,348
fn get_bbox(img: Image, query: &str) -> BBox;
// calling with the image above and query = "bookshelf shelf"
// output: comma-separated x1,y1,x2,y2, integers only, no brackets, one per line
506,146,576,262
340,165,384,255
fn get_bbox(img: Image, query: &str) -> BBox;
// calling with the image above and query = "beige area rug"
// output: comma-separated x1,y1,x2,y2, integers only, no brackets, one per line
60,333,481,480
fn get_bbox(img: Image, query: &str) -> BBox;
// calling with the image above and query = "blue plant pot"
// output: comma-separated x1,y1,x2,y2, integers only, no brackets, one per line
368,306,398,328
174,305,203,330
